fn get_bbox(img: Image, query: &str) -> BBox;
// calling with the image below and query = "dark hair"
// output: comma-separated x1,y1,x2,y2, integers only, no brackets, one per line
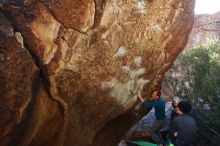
178,101,192,114
151,90,161,97
157,91,161,97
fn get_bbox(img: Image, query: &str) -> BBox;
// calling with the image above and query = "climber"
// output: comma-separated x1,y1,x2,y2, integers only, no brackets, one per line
168,101,197,146
170,96,181,123
137,90,166,146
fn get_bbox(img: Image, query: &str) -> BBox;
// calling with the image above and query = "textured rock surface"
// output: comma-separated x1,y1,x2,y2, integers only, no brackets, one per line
186,11,220,49
0,11,38,146
0,0,195,146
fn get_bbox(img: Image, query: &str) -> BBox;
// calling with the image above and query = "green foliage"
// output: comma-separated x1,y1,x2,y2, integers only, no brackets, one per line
181,39,220,121
165,38,220,145
179,38,220,98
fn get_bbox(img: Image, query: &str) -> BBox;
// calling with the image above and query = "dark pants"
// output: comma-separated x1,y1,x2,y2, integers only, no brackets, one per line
149,119,166,145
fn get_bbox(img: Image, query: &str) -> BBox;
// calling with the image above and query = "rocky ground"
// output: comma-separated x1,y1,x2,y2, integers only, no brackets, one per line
118,102,173,146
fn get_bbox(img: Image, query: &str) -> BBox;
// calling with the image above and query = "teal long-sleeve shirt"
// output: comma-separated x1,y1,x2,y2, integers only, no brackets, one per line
143,97,166,120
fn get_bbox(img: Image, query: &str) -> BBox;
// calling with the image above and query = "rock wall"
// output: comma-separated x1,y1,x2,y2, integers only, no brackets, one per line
186,11,220,49
0,0,195,146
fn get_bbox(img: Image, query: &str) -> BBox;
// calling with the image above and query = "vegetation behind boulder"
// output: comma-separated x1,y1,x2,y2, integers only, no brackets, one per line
164,38,220,145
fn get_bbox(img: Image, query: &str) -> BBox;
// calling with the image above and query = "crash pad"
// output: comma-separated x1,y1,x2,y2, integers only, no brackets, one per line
128,140,157,146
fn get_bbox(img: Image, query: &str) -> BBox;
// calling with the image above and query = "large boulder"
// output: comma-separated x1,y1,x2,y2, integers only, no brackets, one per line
0,0,195,146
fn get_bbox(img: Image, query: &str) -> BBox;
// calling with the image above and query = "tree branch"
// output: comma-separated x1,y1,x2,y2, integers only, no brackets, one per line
201,27,220,32
193,105,220,137
194,20,220,28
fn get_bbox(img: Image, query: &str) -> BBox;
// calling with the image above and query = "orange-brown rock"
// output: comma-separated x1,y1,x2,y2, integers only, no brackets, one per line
0,0,195,146
0,11,38,146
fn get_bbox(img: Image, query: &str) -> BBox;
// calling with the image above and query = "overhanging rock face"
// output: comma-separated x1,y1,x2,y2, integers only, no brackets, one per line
0,0,195,146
